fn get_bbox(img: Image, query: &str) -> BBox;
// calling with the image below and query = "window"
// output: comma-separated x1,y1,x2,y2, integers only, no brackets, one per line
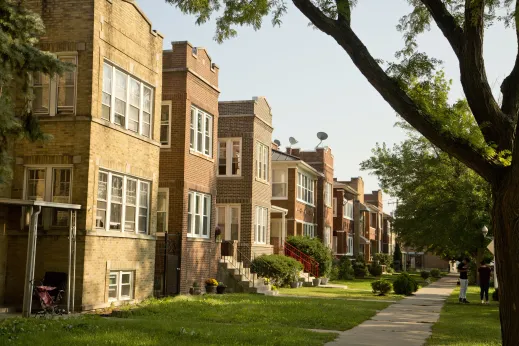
370,212,377,226
303,223,315,238
25,166,73,228
187,191,211,239
272,169,287,198
324,226,331,248
102,61,154,138
325,182,332,207
108,271,134,301
190,106,213,157
333,198,337,217
218,139,241,176
33,55,77,116
255,206,268,243
347,236,354,255
160,102,172,147
217,205,240,240
343,200,353,220
256,142,269,181
157,189,169,233
297,172,314,205
96,171,150,234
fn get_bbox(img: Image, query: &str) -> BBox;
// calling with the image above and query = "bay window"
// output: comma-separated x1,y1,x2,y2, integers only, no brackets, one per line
102,61,154,138
187,191,211,239
190,106,213,157
218,138,241,176
303,223,316,238
297,172,314,205
343,200,353,220
255,206,268,244
256,142,269,181
96,171,150,234
272,169,287,198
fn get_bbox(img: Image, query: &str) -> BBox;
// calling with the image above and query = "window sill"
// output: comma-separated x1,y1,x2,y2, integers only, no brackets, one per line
187,237,212,242
189,149,214,162
255,178,270,186
89,230,156,240
272,197,288,200
92,118,161,147
217,175,243,179
296,199,315,207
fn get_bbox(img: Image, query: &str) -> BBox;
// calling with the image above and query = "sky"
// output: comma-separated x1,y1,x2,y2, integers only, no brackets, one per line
138,0,515,212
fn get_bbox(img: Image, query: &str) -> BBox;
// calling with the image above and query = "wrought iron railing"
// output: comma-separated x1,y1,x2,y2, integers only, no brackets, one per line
284,241,319,278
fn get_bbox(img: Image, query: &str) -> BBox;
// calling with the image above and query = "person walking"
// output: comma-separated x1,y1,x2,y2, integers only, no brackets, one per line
478,261,492,304
458,258,470,303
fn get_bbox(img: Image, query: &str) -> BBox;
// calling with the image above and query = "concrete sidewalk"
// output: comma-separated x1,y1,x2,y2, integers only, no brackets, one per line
326,274,457,346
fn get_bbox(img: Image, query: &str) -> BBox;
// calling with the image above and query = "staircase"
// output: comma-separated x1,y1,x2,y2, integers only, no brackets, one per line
284,241,320,279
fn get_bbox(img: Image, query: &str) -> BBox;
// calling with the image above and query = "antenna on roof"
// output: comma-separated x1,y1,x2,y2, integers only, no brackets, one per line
316,132,328,148
288,137,298,148
274,139,281,147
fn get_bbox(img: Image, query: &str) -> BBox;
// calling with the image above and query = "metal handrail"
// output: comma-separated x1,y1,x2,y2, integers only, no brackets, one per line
283,241,320,278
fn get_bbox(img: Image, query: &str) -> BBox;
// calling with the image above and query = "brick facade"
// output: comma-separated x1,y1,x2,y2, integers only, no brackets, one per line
0,0,162,310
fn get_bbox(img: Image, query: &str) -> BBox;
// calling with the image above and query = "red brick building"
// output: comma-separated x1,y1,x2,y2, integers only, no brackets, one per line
332,180,358,257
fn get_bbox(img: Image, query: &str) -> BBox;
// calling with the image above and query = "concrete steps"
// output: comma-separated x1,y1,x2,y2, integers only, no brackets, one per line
219,257,274,296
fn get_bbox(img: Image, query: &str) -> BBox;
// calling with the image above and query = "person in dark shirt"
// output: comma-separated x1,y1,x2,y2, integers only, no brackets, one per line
458,258,470,303
478,261,492,304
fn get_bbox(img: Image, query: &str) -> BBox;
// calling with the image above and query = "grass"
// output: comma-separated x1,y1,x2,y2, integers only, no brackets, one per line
0,294,390,345
427,286,501,346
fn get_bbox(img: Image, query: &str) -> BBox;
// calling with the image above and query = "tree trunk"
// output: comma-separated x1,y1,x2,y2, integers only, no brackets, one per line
492,173,519,346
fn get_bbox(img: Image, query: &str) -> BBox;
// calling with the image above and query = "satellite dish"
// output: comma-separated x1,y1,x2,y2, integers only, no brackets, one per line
288,137,298,148
274,139,281,147
316,132,328,148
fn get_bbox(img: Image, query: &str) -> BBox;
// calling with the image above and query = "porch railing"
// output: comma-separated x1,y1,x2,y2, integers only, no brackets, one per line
284,241,319,278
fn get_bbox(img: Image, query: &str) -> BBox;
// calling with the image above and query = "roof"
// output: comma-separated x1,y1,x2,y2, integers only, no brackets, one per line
359,203,375,213
365,203,381,213
0,198,81,210
333,181,359,195
271,149,324,177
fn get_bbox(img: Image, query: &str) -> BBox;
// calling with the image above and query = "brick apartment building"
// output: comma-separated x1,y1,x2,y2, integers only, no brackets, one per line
217,97,274,259
155,42,221,295
382,213,395,255
0,0,163,310
295,148,335,249
332,180,358,257
364,190,384,262
271,148,322,251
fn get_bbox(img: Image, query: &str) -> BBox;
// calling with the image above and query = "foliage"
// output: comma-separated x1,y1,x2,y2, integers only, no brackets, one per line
353,256,369,279
250,254,303,287
217,282,227,288
374,253,392,268
361,124,492,259
371,280,392,296
205,278,218,286
192,281,199,288
0,0,70,183
420,270,430,280
286,236,333,277
329,260,340,281
393,273,419,296
368,262,383,277
493,288,499,302
393,243,402,269
430,269,441,279
335,256,354,280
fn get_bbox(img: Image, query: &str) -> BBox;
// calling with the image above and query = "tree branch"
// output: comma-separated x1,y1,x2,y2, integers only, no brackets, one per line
291,0,498,182
420,0,464,58
500,0,519,123
459,0,513,150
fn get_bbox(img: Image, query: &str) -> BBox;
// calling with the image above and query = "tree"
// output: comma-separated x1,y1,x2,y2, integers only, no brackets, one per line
0,0,69,184
164,0,519,342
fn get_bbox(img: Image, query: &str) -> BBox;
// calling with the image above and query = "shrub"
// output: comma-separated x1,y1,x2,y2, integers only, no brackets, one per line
329,263,340,281
386,267,395,274
430,269,441,278
353,256,369,279
393,272,419,296
371,279,392,295
337,257,354,280
368,262,383,277
250,254,303,287
420,270,430,280
374,253,392,267
286,236,333,277
492,288,499,301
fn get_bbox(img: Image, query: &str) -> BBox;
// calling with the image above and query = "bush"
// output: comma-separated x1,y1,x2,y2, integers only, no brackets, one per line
287,236,333,277
386,267,395,274
393,272,419,296
420,270,430,280
329,262,340,281
337,257,355,280
430,269,441,278
374,253,392,267
250,255,303,287
353,256,369,278
371,279,392,296
492,288,499,301
368,262,383,277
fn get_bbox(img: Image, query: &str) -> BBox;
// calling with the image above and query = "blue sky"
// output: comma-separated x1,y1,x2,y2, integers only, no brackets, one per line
139,1,515,212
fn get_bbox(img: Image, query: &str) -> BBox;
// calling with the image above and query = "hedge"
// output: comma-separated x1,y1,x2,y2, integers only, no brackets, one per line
286,236,333,277
250,254,303,287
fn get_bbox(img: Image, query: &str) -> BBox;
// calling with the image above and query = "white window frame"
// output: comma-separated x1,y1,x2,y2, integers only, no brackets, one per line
216,204,241,241
347,236,354,255
343,200,354,220
160,101,172,148
95,170,151,234
297,171,315,206
325,182,332,207
32,54,78,116
102,61,154,138
255,206,268,244
189,105,213,158
187,191,211,239
157,188,169,234
108,271,134,302
218,138,242,176
324,226,332,248
23,165,73,229
333,197,337,217
272,168,288,199
302,222,316,238
256,142,269,182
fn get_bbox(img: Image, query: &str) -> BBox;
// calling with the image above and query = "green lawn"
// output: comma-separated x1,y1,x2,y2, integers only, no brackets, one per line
427,286,501,346
0,294,390,345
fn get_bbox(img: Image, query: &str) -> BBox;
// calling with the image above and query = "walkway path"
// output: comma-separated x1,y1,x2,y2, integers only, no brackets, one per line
326,274,457,346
